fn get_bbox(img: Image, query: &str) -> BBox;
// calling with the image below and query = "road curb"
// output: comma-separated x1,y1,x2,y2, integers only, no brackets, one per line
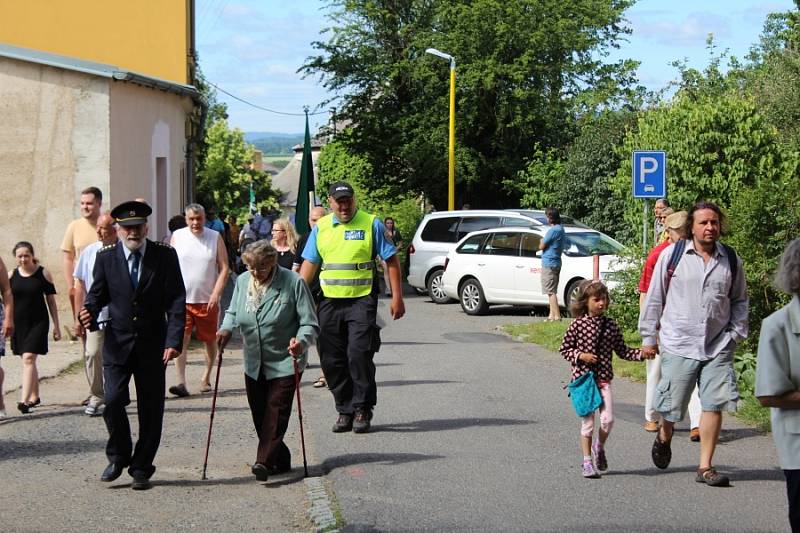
304,476,339,532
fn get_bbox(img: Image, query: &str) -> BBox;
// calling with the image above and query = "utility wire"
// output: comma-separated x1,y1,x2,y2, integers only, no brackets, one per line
201,76,327,116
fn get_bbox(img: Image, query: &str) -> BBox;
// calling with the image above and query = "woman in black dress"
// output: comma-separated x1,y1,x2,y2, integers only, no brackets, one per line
271,218,300,271
10,242,61,414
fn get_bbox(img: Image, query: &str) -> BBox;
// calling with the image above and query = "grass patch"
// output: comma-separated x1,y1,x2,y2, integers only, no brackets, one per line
502,319,770,431
735,393,772,433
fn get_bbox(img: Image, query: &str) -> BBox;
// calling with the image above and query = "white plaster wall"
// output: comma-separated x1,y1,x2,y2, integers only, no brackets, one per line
109,82,191,241
0,57,111,309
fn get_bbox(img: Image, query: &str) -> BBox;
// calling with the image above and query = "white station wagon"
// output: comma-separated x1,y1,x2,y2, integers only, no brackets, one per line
441,226,625,315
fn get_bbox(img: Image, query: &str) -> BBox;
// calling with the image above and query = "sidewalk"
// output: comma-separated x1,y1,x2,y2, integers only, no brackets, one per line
2,334,84,399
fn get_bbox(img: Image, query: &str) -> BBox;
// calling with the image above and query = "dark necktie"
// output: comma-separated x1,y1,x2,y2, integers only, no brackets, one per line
130,251,141,290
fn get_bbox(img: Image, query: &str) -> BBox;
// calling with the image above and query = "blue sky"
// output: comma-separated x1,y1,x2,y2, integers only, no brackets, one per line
195,0,795,134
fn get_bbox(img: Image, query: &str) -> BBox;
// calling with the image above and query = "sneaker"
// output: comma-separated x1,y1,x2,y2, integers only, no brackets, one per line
0,409,7,420
84,398,102,416
689,427,701,442
643,420,660,432
582,460,600,478
651,435,672,469
168,384,190,398
695,467,730,487
353,408,373,434
592,442,608,471
332,413,353,433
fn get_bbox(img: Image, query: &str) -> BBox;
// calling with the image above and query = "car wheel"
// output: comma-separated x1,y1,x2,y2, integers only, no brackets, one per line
565,278,585,314
427,269,451,304
459,278,488,316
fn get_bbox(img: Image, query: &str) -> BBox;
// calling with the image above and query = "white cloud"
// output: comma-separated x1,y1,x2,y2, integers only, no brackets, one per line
630,11,731,46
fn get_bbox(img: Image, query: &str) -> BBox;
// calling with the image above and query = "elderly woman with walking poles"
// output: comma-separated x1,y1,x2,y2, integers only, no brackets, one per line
756,239,800,533
216,240,319,482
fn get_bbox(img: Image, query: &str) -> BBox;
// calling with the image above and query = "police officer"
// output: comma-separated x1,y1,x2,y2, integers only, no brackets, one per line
79,200,186,490
300,182,405,433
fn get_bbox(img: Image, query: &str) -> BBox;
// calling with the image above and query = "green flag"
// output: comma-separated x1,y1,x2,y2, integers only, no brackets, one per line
295,110,315,234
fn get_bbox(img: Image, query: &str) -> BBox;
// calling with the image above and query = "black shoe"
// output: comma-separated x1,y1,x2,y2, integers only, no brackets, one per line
651,435,672,470
353,408,373,434
251,463,269,481
267,463,291,476
28,398,41,408
101,463,124,482
332,413,353,433
17,402,30,414
131,473,152,490
168,384,190,398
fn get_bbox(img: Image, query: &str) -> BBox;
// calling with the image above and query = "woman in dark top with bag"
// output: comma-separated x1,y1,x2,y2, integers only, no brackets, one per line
9,241,61,413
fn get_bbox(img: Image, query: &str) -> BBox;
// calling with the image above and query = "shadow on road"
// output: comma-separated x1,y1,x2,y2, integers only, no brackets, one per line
376,379,460,387
0,438,106,462
381,341,446,346
318,452,445,476
373,417,534,433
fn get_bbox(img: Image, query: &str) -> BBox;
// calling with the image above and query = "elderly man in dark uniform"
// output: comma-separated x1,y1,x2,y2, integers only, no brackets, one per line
79,200,185,490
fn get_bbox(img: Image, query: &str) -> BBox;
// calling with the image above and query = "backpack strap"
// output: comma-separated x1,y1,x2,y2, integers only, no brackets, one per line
663,239,686,296
719,242,739,295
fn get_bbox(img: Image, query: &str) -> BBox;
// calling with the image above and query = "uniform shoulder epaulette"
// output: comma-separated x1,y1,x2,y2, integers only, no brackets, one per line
98,244,116,253
152,240,173,249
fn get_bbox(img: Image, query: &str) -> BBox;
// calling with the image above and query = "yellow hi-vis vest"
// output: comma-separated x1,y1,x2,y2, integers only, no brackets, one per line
317,210,376,298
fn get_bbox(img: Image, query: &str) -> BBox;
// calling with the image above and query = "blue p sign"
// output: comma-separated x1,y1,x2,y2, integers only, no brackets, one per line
632,151,666,198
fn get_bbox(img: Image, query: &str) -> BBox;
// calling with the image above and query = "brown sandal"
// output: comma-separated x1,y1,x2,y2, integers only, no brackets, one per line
695,467,730,487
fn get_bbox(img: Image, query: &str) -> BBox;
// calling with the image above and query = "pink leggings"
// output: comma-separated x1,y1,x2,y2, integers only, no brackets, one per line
580,381,614,437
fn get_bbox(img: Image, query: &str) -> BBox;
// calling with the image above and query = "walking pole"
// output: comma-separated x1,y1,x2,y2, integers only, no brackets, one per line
293,357,309,478
201,348,224,480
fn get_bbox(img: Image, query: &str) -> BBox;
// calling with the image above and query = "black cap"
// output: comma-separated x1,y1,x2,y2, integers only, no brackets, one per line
111,200,152,226
328,181,355,200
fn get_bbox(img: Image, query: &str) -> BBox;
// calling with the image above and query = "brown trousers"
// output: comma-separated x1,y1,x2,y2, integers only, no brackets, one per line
244,372,297,468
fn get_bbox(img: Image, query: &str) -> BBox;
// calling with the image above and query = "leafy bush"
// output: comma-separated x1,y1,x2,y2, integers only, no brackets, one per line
606,245,645,334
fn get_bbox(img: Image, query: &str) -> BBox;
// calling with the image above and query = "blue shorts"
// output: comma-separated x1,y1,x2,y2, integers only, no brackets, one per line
654,348,739,423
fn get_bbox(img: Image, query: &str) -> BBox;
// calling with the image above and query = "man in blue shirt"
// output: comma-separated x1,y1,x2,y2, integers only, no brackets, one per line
539,207,565,321
300,182,405,434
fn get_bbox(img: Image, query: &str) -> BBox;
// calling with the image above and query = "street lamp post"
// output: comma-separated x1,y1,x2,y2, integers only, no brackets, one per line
426,48,456,211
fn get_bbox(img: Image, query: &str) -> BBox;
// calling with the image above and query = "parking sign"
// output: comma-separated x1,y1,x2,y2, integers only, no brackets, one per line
632,151,666,198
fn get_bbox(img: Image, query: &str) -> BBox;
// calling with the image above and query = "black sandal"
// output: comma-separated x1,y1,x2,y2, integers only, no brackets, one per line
651,435,672,469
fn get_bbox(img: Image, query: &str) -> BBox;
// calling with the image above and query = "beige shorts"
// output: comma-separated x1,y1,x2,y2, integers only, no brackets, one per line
541,266,561,295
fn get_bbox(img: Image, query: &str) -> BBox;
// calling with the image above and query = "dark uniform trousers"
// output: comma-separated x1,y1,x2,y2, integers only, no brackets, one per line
244,373,296,468
786,469,800,533
103,345,166,478
318,294,380,414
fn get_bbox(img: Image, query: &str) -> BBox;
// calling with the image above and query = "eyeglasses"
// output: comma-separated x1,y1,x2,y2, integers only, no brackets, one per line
247,266,273,273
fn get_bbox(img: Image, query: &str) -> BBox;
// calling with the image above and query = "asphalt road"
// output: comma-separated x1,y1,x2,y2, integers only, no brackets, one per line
301,290,790,532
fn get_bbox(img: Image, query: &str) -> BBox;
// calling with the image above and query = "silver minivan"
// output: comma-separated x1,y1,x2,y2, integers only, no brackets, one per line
407,209,586,303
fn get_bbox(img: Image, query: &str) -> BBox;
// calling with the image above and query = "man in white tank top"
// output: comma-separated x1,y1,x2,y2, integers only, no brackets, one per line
169,204,230,396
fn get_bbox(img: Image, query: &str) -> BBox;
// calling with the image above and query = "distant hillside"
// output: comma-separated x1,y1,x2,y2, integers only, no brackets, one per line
245,132,304,155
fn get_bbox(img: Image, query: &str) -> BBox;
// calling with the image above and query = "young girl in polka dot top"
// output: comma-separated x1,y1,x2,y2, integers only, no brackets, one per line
559,280,651,478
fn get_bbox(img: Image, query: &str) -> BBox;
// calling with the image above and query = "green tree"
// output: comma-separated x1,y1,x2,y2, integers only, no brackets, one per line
196,119,279,219
302,0,638,208
317,139,424,247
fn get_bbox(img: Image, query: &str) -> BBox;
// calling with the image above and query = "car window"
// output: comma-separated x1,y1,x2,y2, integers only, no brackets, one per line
484,232,521,256
501,217,533,227
456,234,487,254
420,217,460,242
563,232,624,257
456,217,502,240
520,234,542,257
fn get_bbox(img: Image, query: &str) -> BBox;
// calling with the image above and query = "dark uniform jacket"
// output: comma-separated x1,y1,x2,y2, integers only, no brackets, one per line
84,240,186,365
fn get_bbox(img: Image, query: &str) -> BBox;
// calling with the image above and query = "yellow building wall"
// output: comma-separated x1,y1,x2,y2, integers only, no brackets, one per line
0,0,191,84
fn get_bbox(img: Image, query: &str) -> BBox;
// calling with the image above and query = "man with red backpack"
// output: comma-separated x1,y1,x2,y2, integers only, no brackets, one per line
639,201,748,487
